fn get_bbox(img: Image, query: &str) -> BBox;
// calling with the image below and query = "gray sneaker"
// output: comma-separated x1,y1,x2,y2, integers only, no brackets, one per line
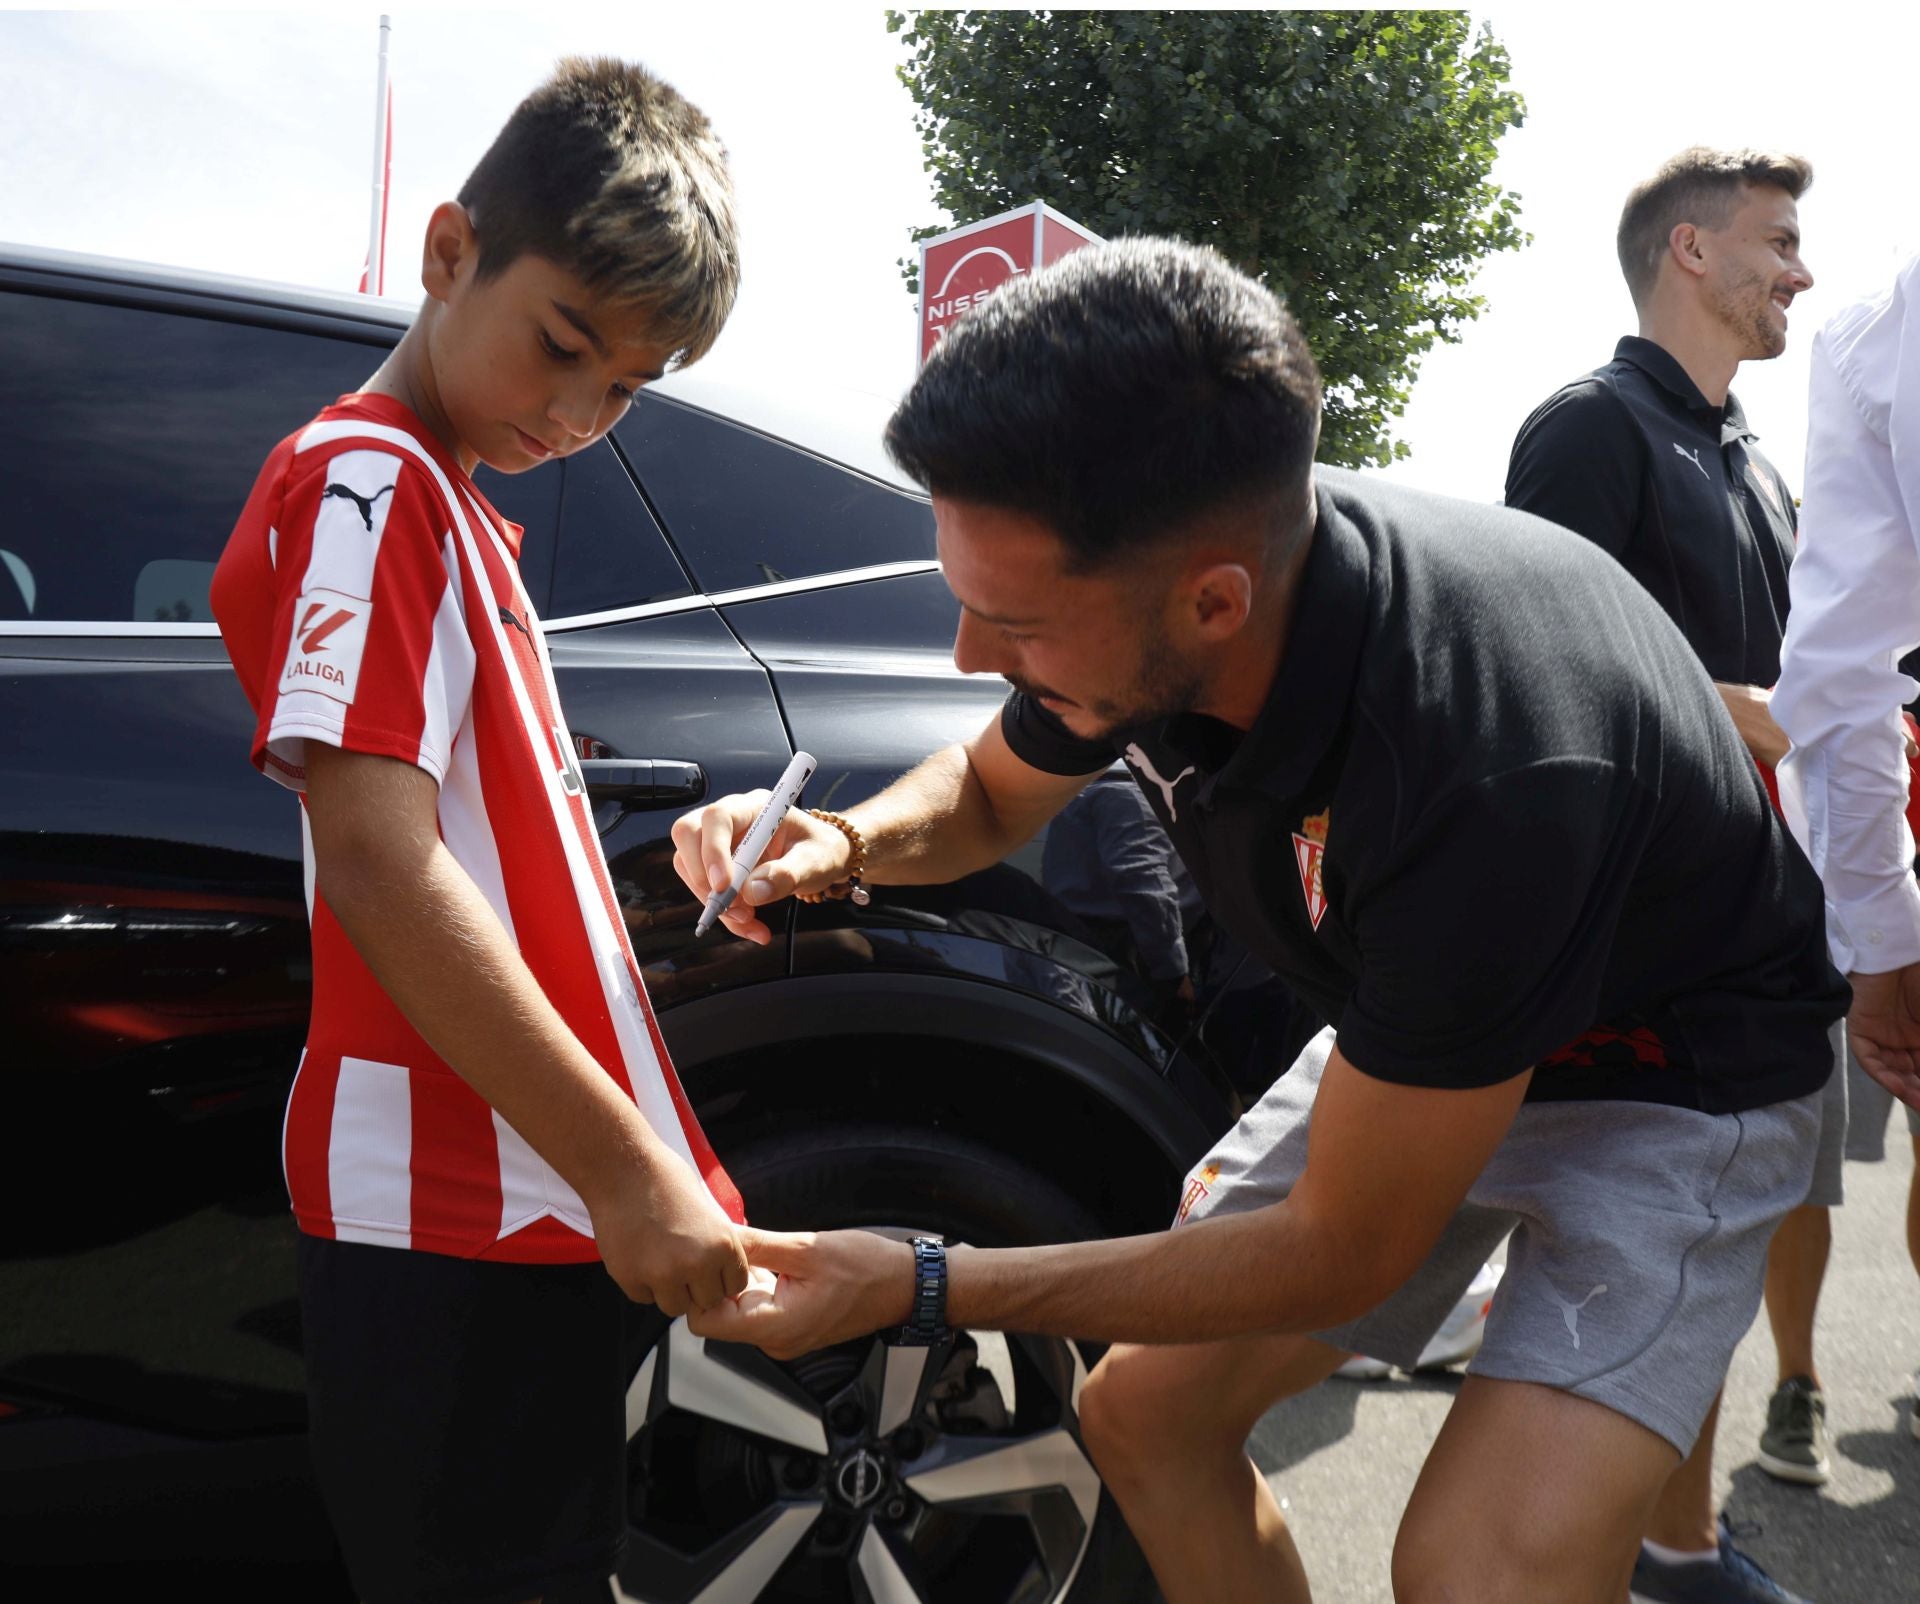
1758,1375,1831,1485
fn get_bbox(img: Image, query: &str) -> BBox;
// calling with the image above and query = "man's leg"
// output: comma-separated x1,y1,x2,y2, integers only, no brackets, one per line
1908,1135,1920,1440
1080,1331,1349,1604
1907,1134,1920,1277
1641,1391,1723,1553
1754,1202,1836,1488
1763,1203,1832,1387
1393,1376,1677,1604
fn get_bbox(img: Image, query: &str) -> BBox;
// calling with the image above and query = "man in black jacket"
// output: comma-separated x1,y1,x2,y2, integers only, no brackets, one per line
1509,145,1823,1604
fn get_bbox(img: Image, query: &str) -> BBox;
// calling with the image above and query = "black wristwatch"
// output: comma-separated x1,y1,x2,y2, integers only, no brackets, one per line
895,1235,949,1346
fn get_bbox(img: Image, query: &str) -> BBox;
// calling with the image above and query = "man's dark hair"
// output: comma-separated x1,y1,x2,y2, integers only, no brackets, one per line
1617,146,1813,305
458,57,739,367
886,237,1322,572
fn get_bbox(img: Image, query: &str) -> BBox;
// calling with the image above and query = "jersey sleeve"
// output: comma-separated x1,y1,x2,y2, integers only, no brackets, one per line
1334,757,1649,1088
252,450,477,792
999,690,1115,776
1505,382,1644,560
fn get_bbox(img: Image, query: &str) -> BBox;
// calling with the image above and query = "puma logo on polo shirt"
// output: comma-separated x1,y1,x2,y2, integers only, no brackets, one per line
1671,442,1710,480
322,480,397,530
1548,1282,1608,1350
1124,743,1197,822
1292,808,1330,930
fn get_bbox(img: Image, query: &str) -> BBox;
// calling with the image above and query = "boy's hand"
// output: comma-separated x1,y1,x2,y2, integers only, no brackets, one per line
591,1149,751,1316
688,1228,916,1359
669,793,852,945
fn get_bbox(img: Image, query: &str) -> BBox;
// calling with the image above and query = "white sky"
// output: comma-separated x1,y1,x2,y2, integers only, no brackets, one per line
3,4,1914,502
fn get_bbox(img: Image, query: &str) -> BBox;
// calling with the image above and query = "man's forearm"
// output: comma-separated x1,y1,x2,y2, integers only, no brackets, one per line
943,1206,1385,1346
317,834,668,1206
844,741,1039,885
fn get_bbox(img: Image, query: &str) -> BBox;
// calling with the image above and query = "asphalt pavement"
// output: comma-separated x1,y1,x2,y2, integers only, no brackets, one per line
1247,1134,1918,1602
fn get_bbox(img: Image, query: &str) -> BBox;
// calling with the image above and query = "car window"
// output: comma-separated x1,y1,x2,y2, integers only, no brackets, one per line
547,437,694,620
615,394,935,595
473,460,561,614
0,289,565,626
0,293,379,623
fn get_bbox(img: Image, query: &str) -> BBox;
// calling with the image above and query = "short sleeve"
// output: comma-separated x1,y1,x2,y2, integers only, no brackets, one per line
253,450,477,791
1506,383,1644,560
1000,690,1115,777
1335,758,1647,1088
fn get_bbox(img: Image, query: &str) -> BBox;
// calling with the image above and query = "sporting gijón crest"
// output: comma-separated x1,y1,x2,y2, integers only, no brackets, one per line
1292,808,1330,931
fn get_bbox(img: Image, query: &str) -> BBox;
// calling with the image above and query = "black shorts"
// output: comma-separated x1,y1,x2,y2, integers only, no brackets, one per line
298,1235,628,1604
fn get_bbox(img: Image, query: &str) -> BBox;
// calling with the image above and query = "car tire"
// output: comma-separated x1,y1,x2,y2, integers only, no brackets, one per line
603,1121,1158,1604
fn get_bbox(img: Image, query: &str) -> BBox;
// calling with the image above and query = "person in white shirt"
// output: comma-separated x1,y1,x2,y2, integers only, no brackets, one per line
1773,250,1920,1446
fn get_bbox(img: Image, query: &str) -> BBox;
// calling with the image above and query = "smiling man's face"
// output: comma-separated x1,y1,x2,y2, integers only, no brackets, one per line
1701,183,1813,360
427,248,678,474
936,498,1208,739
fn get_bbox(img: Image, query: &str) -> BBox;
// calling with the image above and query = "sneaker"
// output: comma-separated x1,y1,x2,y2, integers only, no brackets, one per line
1335,1353,1393,1379
1628,1516,1812,1604
1335,1261,1503,1380
1758,1375,1832,1485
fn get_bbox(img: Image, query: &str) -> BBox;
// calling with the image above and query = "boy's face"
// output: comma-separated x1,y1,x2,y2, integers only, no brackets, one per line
422,211,678,474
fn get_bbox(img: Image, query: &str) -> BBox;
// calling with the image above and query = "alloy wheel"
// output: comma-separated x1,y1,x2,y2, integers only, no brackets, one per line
612,1305,1103,1603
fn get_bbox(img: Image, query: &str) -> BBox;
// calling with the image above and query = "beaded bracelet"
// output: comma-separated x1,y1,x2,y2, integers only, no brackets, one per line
797,808,871,906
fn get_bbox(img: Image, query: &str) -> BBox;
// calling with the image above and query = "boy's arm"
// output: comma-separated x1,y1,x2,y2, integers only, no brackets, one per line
304,742,749,1314
672,713,1102,944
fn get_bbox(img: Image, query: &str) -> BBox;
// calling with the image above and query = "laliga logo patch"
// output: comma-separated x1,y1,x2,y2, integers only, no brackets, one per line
1292,808,1330,931
279,588,371,705
1176,1163,1220,1226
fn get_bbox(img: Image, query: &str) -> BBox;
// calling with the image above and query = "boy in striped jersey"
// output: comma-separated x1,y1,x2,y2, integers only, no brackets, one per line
211,58,745,1603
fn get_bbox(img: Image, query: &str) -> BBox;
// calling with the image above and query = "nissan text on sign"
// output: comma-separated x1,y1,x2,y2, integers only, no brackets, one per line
916,201,1101,368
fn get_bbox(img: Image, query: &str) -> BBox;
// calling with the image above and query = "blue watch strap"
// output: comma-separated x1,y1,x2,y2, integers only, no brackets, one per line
898,1236,948,1345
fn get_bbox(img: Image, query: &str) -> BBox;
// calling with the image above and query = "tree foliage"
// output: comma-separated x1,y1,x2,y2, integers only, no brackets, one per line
887,10,1528,468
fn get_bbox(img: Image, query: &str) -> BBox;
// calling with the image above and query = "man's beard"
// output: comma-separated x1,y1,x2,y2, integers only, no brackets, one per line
1008,618,1206,737
1712,269,1785,360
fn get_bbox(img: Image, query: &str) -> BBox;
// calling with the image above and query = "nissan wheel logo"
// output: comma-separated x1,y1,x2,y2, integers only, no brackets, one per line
835,1448,886,1510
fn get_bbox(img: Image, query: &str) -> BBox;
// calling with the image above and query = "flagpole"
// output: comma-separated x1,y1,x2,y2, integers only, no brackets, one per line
365,14,392,296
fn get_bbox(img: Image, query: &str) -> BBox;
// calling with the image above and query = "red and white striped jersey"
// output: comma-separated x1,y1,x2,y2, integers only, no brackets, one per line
212,393,742,1262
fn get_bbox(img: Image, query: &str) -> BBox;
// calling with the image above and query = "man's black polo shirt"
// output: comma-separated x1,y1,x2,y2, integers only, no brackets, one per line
1504,335,1798,686
1005,468,1845,1113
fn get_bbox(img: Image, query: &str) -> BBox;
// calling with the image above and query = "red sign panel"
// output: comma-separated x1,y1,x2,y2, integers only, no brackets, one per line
917,202,1099,367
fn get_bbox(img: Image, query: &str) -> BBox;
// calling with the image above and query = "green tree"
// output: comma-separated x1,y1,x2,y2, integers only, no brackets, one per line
888,10,1527,468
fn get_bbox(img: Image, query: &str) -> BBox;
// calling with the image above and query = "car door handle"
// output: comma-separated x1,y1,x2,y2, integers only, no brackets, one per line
579,759,707,808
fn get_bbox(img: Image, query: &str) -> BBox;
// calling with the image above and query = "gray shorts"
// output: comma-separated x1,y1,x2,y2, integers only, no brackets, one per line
1175,1028,1822,1457
1806,1021,1848,1208
1843,1040,1920,1164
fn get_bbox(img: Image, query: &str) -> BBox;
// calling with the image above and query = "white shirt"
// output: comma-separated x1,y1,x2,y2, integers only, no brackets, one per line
1775,253,1920,974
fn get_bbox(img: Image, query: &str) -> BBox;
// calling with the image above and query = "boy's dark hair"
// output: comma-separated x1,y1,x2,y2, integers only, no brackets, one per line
886,237,1321,573
458,57,738,366
1617,146,1813,305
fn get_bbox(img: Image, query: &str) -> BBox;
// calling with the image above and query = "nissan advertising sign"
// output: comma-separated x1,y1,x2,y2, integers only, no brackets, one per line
916,201,1100,368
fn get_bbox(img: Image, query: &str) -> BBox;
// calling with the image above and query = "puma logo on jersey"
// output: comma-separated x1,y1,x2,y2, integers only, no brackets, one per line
1672,442,1710,481
498,605,535,642
323,480,397,530
1548,1282,1608,1350
1124,743,1197,823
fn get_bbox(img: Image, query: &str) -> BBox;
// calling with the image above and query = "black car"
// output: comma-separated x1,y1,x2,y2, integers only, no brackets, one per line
0,245,1300,1601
